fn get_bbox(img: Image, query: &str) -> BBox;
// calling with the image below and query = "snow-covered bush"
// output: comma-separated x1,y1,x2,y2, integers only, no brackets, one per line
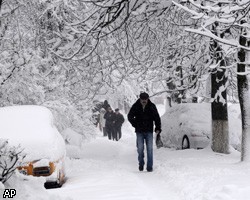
43,100,96,141
42,100,98,158
0,139,25,184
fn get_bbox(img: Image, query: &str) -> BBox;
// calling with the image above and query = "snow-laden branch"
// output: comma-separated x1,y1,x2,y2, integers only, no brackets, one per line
185,27,250,51
172,1,208,20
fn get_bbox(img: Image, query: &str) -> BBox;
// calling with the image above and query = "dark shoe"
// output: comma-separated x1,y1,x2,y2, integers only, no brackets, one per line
147,167,153,172
139,166,144,171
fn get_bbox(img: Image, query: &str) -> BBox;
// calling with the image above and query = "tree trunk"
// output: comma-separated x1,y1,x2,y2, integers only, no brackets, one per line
237,25,250,162
210,24,229,153
211,68,229,154
0,0,2,11
0,0,2,28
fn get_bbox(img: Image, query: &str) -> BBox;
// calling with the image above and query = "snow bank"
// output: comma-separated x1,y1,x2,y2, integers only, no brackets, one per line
4,173,71,200
61,128,84,147
61,128,86,158
0,105,65,162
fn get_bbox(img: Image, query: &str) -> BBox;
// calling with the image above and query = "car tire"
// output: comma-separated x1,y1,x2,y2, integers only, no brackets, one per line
44,171,63,189
182,136,190,149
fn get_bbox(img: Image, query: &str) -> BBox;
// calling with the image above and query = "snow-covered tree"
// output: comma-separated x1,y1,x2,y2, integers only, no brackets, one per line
173,0,250,157
115,2,210,103
237,19,250,161
0,140,25,184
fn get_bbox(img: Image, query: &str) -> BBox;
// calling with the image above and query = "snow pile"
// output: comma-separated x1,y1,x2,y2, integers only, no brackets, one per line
61,128,85,158
0,105,65,162
4,173,72,200
155,147,250,200
61,128,84,147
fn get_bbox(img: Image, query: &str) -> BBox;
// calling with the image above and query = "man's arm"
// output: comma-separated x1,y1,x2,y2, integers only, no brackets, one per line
121,114,125,124
127,105,136,127
152,104,161,133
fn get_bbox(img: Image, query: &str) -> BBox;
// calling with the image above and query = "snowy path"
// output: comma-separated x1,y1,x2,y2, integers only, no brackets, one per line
48,122,250,200
49,131,181,200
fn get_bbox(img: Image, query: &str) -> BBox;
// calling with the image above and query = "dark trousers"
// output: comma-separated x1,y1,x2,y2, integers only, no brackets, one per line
112,129,118,141
114,126,122,140
106,125,113,140
136,132,153,170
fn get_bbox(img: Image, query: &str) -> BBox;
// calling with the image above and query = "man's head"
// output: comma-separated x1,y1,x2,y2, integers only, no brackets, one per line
139,92,149,106
107,106,112,112
115,108,119,114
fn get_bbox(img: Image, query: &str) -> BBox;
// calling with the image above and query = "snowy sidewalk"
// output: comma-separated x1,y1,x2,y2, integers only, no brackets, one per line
49,136,181,200
48,129,250,200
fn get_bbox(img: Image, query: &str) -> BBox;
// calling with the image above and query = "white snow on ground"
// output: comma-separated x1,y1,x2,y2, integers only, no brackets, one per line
2,104,250,200
47,133,250,200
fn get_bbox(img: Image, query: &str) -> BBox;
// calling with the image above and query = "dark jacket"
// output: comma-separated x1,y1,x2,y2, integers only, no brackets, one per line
114,113,125,127
104,111,115,128
127,99,161,133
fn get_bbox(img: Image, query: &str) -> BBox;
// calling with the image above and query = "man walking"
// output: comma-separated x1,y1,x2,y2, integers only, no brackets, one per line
127,92,161,172
104,106,115,140
114,108,125,140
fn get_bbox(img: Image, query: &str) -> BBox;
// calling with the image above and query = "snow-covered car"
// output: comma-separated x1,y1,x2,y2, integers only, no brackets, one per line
161,103,241,150
0,105,66,188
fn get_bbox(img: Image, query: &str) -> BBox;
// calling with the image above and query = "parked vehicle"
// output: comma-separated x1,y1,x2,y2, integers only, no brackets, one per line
161,103,241,150
0,105,66,188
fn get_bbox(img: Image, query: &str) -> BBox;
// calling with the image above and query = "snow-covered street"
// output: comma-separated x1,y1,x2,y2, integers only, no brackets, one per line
47,122,250,200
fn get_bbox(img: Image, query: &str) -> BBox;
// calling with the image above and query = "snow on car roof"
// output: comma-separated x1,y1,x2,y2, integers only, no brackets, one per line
0,105,65,162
